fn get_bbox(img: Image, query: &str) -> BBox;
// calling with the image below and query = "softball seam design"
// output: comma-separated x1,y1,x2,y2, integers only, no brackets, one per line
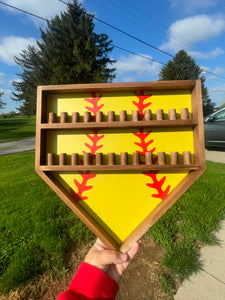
132,91,171,200
133,91,152,117
71,93,105,201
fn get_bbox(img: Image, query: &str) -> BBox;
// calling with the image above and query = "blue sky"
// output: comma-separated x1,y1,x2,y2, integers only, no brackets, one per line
0,0,225,113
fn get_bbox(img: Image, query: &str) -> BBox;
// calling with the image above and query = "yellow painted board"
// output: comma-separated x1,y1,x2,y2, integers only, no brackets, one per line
45,89,194,243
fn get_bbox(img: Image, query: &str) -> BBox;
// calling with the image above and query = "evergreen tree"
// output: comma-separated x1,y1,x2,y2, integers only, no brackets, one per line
12,0,116,115
0,92,6,109
159,50,214,116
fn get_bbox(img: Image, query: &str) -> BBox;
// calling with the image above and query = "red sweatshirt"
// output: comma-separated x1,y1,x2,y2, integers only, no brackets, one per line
57,262,119,300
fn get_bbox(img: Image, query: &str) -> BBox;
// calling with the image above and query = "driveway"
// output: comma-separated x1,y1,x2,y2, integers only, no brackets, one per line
0,138,35,156
205,149,225,164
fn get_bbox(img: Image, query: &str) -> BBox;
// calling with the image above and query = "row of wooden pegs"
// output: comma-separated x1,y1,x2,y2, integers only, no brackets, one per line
47,151,193,166
48,108,190,124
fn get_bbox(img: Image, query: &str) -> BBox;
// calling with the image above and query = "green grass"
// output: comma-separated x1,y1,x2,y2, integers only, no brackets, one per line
159,273,176,296
0,116,36,142
147,161,225,280
0,153,225,294
0,152,94,294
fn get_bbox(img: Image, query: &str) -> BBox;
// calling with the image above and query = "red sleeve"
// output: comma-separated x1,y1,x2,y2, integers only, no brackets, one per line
57,262,119,300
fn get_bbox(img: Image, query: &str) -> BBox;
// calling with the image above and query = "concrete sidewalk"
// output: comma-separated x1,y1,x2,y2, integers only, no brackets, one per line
0,138,35,156
175,221,225,300
205,149,225,164
175,149,225,300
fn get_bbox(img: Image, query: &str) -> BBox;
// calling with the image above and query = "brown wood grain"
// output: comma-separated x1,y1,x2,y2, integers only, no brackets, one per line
35,80,206,252
40,119,197,130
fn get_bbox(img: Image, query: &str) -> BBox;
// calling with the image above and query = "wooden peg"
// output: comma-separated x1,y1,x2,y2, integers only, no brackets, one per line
183,151,191,164
144,110,152,121
108,153,115,165
158,152,166,165
72,112,79,123
120,110,127,122
49,112,56,123
96,111,103,122
170,152,178,165
71,153,79,165
61,112,68,123
84,111,91,122
59,153,67,165
132,110,139,121
84,153,91,165
181,108,189,120
169,109,177,120
108,111,115,122
156,109,164,120
96,153,103,165
121,152,128,165
145,152,153,165
133,152,140,165
47,153,54,165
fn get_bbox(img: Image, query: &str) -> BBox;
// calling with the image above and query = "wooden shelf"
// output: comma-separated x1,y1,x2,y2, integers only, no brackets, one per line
39,164,200,172
35,80,206,252
41,119,197,130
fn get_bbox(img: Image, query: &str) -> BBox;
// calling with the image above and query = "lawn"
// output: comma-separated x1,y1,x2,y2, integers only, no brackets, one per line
0,151,225,295
0,116,36,143
0,152,94,293
147,159,225,286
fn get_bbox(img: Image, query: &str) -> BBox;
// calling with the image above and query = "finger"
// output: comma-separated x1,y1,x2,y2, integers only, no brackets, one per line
121,242,140,269
127,242,140,260
96,249,129,266
94,238,107,250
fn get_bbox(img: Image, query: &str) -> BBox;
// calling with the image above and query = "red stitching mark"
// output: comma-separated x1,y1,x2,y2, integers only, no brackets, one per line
133,91,152,119
84,130,104,155
71,93,105,201
70,172,97,201
85,92,104,120
144,171,171,199
132,91,170,200
133,129,156,156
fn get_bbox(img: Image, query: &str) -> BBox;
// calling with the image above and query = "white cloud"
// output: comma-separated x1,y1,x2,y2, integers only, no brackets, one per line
0,73,6,84
208,84,225,106
4,0,82,24
0,36,37,65
209,84,225,92
161,15,225,59
202,66,225,81
170,0,217,13
211,67,224,75
189,47,224,59
114,54,162,82
201,65,224,74
211,47,225,57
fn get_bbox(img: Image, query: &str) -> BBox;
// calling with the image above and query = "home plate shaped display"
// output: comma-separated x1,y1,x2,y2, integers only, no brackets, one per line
35,80,205,252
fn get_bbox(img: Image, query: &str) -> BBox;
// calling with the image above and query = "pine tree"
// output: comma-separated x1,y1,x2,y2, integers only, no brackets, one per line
0,92,6,109
159,50,214,116
12,0,116,115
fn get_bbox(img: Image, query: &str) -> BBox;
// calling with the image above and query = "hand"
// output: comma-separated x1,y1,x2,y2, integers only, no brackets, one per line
84,238,140,283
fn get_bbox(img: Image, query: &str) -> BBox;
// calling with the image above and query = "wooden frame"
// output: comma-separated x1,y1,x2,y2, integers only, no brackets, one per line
35,80,205,252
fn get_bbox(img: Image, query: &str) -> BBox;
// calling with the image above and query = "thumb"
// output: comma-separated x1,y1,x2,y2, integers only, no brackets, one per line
96,249,129,265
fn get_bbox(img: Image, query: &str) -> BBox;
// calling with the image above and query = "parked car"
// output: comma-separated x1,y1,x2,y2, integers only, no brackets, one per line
204,107,225,149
